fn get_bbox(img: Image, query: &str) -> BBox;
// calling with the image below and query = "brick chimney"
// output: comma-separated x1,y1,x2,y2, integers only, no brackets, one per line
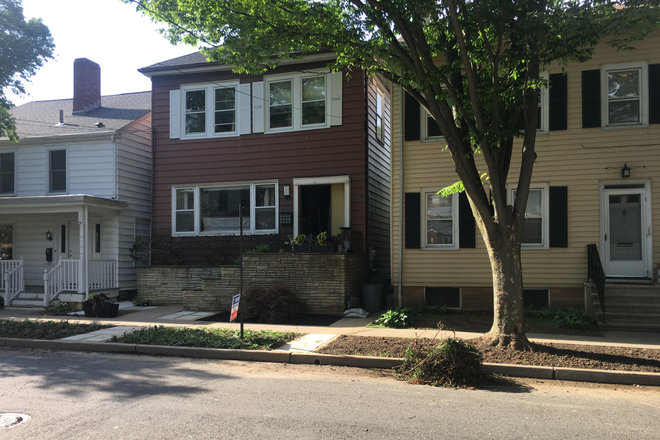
72,58,101,114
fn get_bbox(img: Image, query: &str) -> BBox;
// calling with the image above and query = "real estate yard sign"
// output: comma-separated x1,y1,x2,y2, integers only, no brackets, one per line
230,294,240,322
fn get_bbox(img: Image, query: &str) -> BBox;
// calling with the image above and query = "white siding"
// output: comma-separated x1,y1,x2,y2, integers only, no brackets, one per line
116,114,152,291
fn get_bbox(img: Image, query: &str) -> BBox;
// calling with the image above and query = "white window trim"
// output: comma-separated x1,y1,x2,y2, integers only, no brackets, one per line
180,81,241,139
171,181,279,236
421,188,459,250
264,70,332,134
507,183,549,249
601,61,648,128
0,149,17,196
421,109,444,142
292,175,350,237
47,148,68,195
375,88,384,142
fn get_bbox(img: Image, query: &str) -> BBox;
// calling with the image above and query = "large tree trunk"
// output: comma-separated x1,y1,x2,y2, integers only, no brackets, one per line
483,226,530,349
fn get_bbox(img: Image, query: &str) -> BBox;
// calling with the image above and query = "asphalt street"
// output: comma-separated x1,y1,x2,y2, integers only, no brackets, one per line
1,347,659,439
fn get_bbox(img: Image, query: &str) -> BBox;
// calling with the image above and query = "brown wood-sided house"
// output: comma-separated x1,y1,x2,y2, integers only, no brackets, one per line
138,51,391,283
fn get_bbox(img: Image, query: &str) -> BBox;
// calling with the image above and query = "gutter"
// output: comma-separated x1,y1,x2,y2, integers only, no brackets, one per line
397,85,404,307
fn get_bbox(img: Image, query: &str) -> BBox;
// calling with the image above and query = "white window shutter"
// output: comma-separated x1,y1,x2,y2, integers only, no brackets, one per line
330,72,343,126
170,89,181,139
252,81,264,133
239,84,251,135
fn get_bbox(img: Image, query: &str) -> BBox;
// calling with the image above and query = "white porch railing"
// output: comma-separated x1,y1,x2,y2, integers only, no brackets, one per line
88,260,117,291
2,258,24,306
44,258,80,306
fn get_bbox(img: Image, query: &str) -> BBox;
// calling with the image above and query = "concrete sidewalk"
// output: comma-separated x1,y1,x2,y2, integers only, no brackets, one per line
2,304,660,386
2,303,660,349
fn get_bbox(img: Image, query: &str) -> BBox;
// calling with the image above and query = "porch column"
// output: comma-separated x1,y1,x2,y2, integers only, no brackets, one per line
78,207,89,298
293,184,300,237
344,182,351,227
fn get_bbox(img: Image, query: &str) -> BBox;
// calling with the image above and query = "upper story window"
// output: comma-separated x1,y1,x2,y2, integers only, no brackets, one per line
0,152,15,195
601,62,648,127
508,183,549,249
265,71,334,133
376,90,384,141
537,72,550,132
172,182,278,236
181,81,241,138
49,149,66,193
422,189,458,250
422,110,444,141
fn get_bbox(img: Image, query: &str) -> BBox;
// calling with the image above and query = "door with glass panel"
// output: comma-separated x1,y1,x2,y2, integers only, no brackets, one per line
601,184,650,278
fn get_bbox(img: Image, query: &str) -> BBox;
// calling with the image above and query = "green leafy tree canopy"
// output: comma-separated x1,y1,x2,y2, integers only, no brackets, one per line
0,0,55,141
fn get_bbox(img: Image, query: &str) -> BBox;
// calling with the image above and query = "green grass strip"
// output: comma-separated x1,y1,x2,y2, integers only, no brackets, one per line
111,326,300,350
0,319,103,339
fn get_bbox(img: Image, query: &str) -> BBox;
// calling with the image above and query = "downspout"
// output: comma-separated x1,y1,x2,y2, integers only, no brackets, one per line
397,85,404,307
111,133,119,199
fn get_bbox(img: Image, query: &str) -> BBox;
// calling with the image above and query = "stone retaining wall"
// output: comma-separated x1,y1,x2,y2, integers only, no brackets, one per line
137,254,364,315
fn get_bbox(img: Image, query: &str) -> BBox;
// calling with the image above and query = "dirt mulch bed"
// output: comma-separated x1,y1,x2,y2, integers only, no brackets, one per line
413,311,602,337
317,335,660,373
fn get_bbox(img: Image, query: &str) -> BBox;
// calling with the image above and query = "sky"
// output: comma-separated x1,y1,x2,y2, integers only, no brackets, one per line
9,0,199,105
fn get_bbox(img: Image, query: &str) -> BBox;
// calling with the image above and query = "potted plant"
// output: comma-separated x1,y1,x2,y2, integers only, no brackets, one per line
311,231,336,253
83,293,119,318
291,234,312,253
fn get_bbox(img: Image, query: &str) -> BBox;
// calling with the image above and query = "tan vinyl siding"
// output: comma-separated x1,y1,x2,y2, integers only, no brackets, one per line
392,28,660,290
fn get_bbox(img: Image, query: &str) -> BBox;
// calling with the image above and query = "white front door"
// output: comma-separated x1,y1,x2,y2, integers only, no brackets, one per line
67,220,80,259
601,183,651,278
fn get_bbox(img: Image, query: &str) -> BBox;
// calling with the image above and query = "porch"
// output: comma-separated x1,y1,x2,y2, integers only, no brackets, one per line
0,194,128,307
2,258,118,307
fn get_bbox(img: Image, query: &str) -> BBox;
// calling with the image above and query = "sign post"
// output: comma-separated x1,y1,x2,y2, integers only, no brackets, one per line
239,204,244,339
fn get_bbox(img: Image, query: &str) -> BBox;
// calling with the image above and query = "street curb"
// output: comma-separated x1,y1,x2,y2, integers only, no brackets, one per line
2,338,659,386
484,363,554,379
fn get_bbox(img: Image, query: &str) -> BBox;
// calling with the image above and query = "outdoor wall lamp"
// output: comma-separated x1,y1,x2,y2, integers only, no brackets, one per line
45,230,53,241
283,184,291,197
621,163,631,178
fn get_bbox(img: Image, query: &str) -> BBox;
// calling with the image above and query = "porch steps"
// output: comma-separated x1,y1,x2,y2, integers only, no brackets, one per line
5,293,46,310
593,284,660,332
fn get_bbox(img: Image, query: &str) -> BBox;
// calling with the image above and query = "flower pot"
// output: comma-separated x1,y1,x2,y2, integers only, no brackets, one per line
291,244,311,253
83,301,119,318
311,244,336,253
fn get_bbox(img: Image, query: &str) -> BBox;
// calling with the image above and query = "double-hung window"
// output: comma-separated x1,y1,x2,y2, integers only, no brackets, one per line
173,182,278,236
376,90,384,141
508,183,549,249
266,72,329,132
601,62,648,127
49,150,66,193
181,82,240,138
0,152,15,195
422,189,458,249
422,110,444,141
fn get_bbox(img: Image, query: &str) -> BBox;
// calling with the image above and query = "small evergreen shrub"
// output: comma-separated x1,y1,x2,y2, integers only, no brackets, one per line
242,285,305,324
398,337,486,387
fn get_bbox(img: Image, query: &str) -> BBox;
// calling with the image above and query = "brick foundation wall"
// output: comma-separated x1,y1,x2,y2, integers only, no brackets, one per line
138,254,364,315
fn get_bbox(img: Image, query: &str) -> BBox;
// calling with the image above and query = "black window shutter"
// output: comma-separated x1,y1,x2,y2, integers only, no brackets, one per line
549,73,567,131
458,192,476,248
649,64,660,124
405,192,421,249
404,92,420,141
582,69,601,128
549,186,568,248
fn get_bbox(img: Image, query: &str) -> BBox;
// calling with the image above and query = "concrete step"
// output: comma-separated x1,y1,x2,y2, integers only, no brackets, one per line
602,305,660,314
596,311,660,325
9,298,46,307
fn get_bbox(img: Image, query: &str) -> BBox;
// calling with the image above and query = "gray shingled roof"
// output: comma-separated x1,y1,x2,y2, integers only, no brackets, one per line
8,91,151,139
140,51,209,71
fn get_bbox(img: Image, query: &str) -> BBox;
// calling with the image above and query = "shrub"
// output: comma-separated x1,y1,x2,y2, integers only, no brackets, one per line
398,337,486,387
552,307,594,329
241,285,306,324
133,296,150,306
372,307,418,328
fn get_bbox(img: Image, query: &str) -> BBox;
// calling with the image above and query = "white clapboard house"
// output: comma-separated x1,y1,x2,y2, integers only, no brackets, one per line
0,58,152,307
